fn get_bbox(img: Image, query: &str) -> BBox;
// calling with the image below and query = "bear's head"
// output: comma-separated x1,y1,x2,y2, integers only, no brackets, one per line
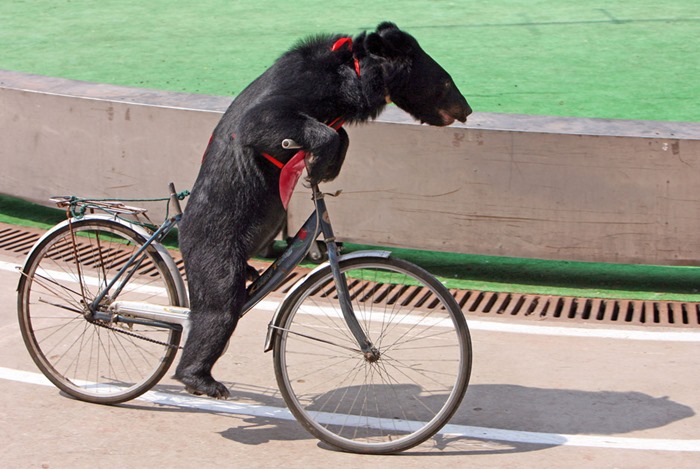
366,22,472,126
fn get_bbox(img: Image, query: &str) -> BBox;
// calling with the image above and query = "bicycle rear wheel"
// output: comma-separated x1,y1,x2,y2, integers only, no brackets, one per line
273,256,472,454
17,218,183,404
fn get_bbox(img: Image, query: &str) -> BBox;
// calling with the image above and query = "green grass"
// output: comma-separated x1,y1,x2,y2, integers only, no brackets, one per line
341,244,700,302
0,1,698,121
0,195,66,230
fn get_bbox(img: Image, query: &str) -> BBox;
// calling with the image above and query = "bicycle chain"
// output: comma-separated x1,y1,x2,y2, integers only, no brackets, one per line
92,318,182,350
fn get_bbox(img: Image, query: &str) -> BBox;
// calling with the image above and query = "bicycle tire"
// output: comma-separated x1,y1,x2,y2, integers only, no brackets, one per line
273,256,472,454
17,218,183,404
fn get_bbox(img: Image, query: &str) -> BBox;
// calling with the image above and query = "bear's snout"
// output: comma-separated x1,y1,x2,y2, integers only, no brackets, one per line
439,101,472,125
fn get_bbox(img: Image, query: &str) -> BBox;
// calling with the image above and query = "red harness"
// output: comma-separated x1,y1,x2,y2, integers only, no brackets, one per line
261,37,359,209
264,116,346,209
202,37,359,210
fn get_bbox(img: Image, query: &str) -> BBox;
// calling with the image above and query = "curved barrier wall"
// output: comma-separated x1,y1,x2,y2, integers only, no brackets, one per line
2,70,699,265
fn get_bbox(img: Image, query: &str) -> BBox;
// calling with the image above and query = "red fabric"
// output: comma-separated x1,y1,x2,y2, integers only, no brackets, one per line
278,150,307,209
331,37,352,52
261,151,285,169
277,116,346,208
327,116,345,130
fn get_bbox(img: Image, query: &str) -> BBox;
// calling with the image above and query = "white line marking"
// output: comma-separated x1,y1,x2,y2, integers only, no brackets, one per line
465,320,700,342
0,260,21,271
2,260,169,297
1,366,698,452
3,260,700,342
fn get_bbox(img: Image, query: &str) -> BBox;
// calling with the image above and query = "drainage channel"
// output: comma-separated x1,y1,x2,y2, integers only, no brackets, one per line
2,223,698,328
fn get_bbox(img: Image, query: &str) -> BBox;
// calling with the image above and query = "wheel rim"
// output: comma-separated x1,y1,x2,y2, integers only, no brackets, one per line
275,259,471,453
18,221,180,403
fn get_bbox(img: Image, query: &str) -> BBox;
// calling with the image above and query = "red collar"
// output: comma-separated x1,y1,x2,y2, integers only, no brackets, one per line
331,37,361,77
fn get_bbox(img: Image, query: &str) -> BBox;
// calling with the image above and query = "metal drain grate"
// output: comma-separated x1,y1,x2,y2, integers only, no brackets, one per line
300,277,699,328
0,226,42,254
2,222,698,328
452,290,699,327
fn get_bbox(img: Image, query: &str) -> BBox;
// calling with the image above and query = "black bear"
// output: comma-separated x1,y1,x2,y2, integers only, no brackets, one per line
176,22,472,398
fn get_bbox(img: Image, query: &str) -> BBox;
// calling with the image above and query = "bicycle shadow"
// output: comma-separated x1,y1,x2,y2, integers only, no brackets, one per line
454,384,695,436
120,382,694,455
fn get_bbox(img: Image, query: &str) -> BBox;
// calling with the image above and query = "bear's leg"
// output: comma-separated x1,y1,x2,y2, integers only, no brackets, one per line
175,262,247,399
175,311,240,398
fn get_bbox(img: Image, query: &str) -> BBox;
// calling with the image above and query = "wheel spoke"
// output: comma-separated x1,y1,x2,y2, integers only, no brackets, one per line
18,219,182,404
274,257,471,454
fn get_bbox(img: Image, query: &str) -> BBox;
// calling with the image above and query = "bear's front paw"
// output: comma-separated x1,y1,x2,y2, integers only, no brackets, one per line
305,154,326,184
305,154,340,184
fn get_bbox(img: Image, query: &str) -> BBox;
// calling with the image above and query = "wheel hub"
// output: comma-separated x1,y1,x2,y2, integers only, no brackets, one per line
364,347,381,363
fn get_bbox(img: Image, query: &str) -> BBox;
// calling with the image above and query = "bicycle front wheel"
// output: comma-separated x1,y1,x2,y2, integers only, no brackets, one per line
273,256,472,454
17,218,183,404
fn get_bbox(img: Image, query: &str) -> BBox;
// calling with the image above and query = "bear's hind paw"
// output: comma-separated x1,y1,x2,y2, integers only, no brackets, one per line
180,376,231,400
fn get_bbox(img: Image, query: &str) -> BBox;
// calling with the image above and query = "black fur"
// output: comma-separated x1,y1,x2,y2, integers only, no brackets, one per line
176,22,472,398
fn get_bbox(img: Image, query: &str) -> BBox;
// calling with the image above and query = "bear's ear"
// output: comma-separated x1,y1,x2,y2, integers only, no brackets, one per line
378,23,414,56
366,23,414,59
376,21,399,33
366,32,397,58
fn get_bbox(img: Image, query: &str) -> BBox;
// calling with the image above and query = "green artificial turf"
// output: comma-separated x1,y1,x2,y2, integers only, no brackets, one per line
0,0,698,121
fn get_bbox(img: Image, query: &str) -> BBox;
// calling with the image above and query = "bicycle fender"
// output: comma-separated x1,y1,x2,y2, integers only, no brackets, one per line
263,250,391,352
20,215,189,308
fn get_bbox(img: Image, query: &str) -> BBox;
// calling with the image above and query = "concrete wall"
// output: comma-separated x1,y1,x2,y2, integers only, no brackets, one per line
2,70,699,265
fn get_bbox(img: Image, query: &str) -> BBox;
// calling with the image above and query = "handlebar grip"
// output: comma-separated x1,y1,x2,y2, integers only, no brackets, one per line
282,139,302,150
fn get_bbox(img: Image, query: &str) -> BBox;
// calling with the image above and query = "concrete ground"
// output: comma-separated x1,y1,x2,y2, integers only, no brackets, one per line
1,245,699,468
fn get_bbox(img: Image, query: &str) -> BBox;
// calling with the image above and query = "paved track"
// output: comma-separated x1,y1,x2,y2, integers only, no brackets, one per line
1,247,699,468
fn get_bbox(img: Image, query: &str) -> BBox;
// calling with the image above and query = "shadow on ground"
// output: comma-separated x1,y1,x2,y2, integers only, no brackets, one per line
117,381,694,455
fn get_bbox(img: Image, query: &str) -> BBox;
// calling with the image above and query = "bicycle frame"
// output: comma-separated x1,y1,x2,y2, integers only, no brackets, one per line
90,215,180,315
245,186,378,357
102,183,377,356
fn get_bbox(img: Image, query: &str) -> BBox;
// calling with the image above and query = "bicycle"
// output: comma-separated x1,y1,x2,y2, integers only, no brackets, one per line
16,143,473,454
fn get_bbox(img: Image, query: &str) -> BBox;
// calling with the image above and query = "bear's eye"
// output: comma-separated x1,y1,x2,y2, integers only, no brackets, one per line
437,80,451,98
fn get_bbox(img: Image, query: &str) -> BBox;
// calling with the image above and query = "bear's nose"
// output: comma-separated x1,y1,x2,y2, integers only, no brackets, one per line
458,102,473,123
451,104,471,123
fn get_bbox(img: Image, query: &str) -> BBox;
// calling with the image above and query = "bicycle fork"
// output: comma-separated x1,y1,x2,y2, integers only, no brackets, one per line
313,188,380,362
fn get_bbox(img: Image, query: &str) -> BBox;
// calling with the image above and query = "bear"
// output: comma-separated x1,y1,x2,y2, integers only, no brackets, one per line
176,21,472,399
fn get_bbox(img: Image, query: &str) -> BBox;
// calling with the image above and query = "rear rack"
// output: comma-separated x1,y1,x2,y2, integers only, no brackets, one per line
50,196,149,216
48,184,189,228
